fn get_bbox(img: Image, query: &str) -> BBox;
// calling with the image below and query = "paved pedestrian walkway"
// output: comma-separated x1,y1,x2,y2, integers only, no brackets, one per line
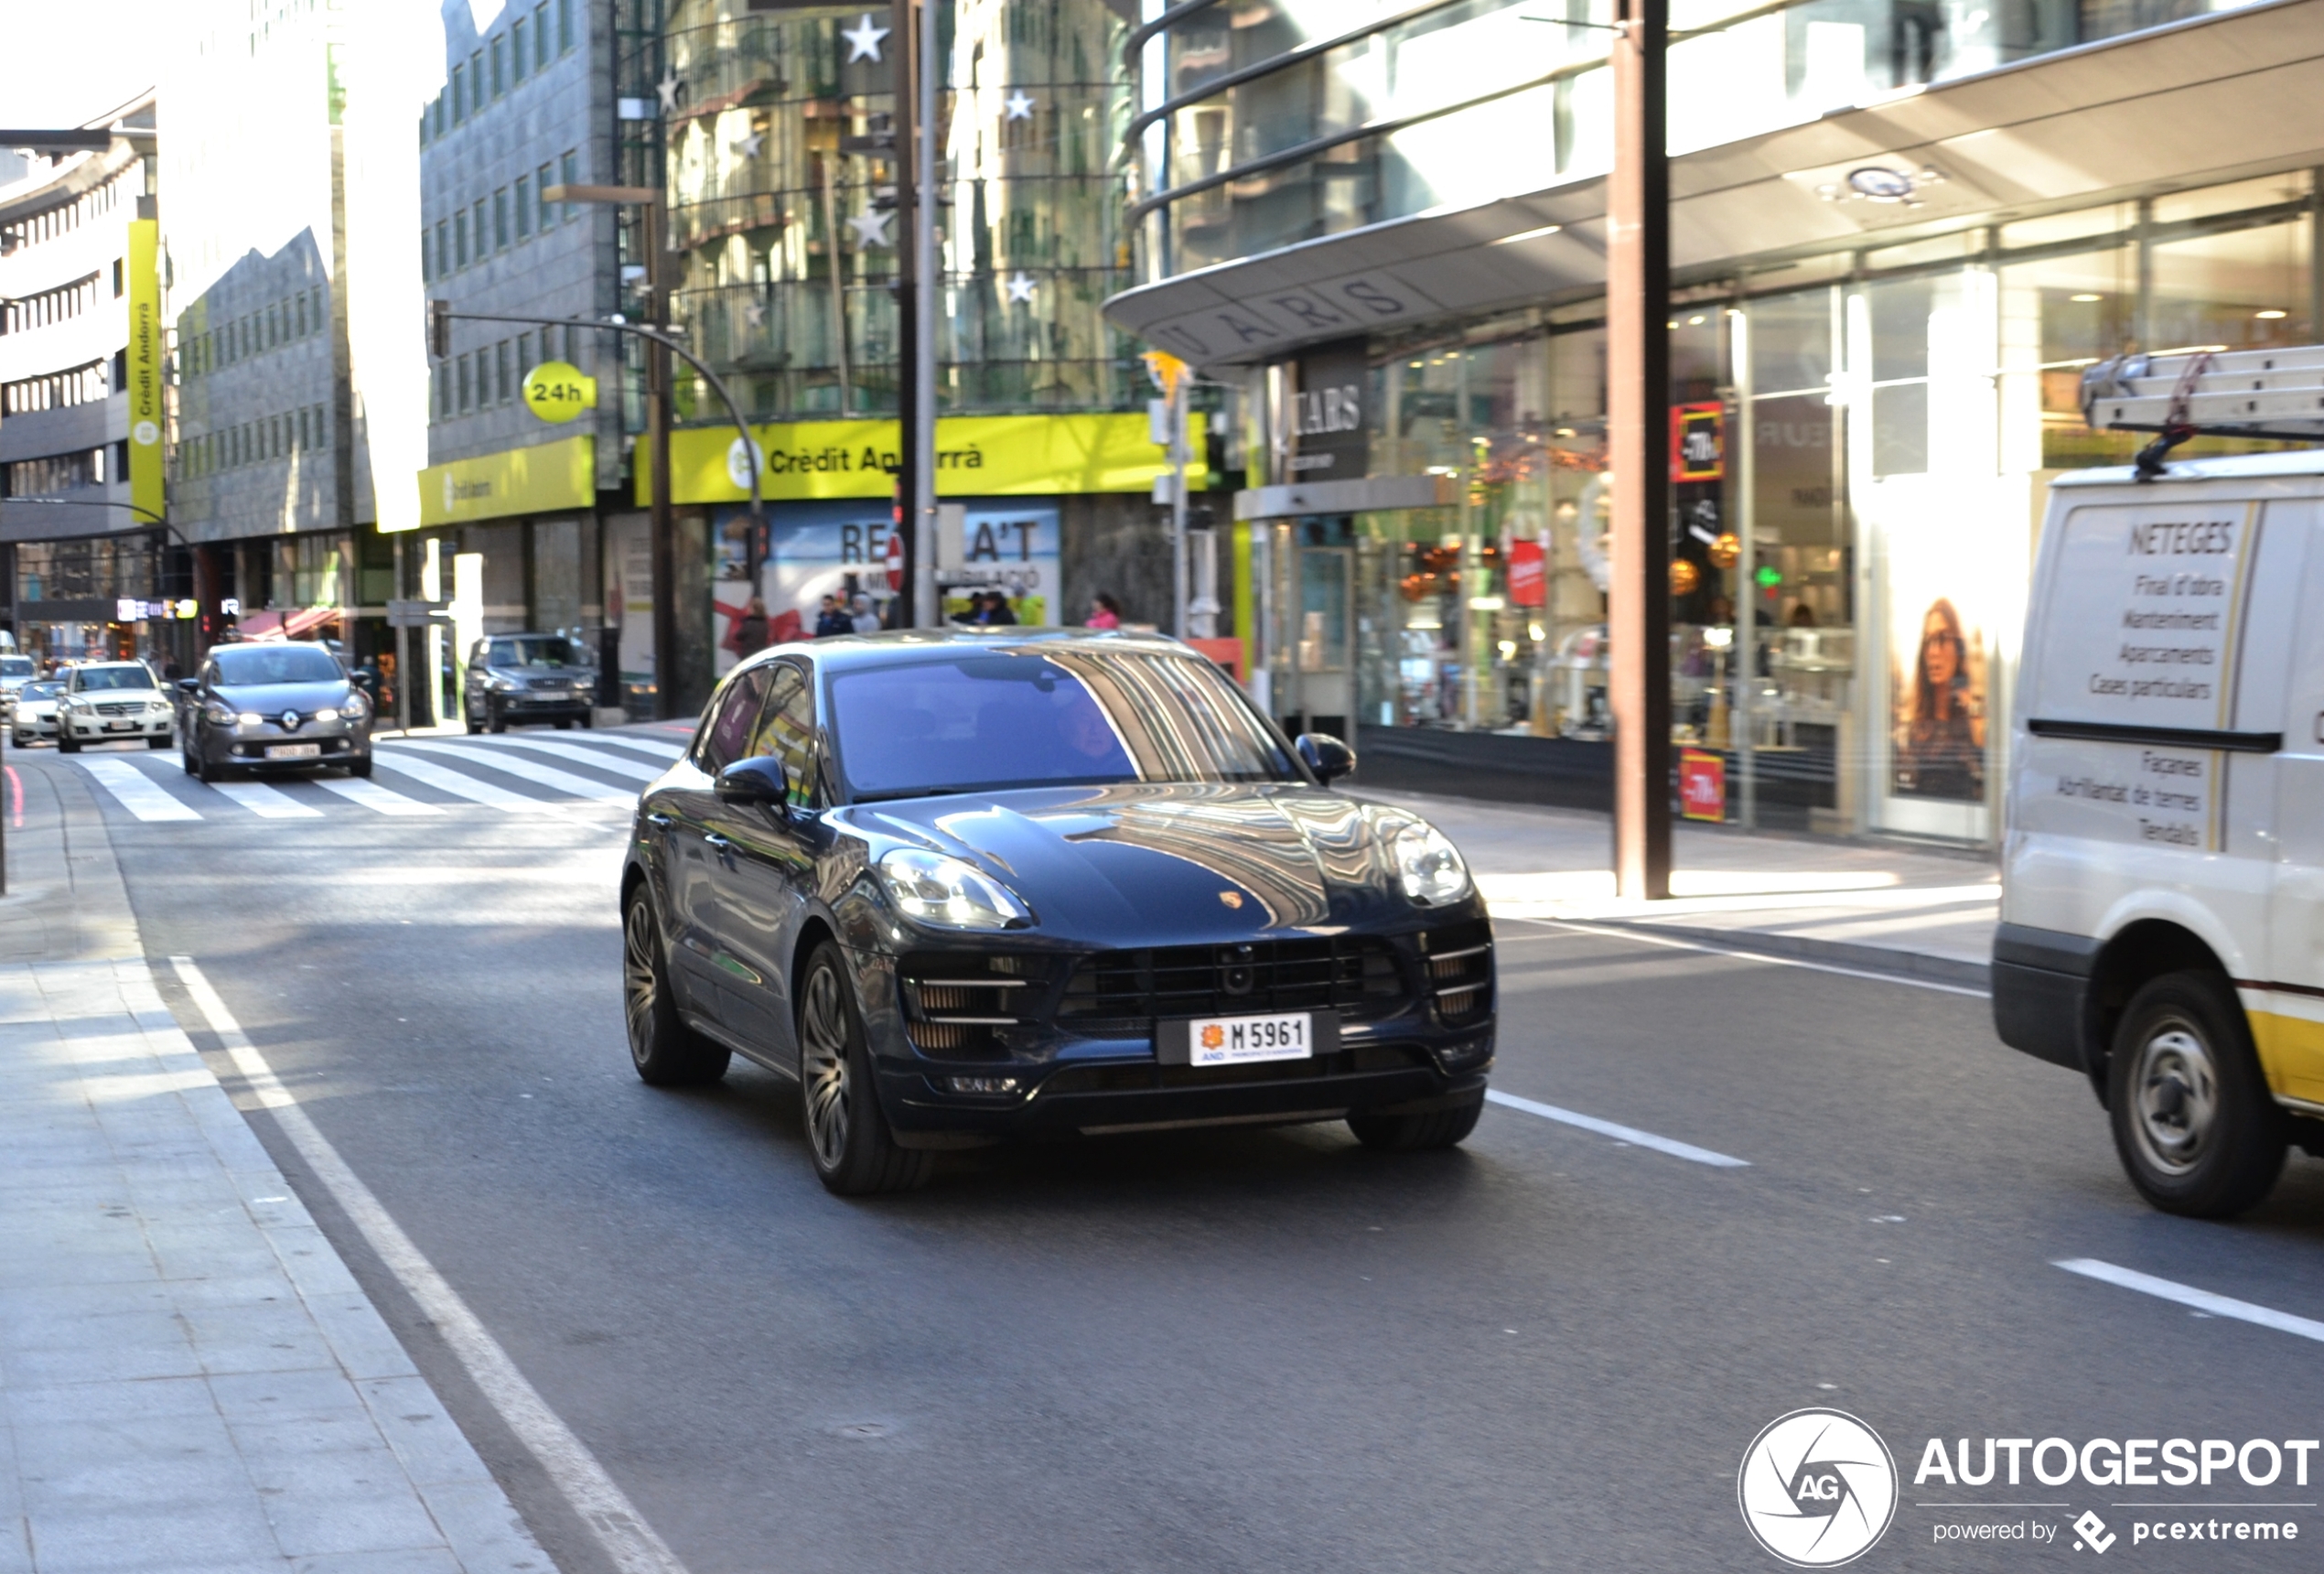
0,759,553,1573
1359,787,2000,986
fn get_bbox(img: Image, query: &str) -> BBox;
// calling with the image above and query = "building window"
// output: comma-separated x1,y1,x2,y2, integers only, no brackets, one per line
457,354,472,413
450,62,464,123
436,221,450,276
558,0,573,54
514,175,532,239
474,199,490,256
536,163,554,230
112,258,124,297
517,330,532,375
493,188,510,251
511,16,527,80
437,364,451,420
535,2,552,69
490,35,504,99
559,150,578,219
455,211,469,267
420,227,432,282
296,407,309,450
496,340,511,403
433,94,446,137
296,293,308,337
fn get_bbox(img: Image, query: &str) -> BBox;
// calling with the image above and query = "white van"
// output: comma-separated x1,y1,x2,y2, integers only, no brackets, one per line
1997,447,2324,1217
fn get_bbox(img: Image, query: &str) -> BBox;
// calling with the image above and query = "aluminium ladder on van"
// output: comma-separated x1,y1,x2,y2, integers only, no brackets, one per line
2082,341,2324,476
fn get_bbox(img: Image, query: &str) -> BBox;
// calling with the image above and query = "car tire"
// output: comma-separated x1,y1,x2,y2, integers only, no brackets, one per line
488,702,508,735
464,706,483,736
579,711,595,729
797,940,931,1196
621,887,730,1088
58,735,80,754
2107,971,2286,1218
554,717,574,730
197,751,223,784
146,734,170,749
182,740,198,774
1348,1091,1486,1152
347,753,374,779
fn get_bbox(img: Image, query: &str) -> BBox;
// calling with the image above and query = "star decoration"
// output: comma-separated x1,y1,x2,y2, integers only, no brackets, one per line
734,131,765,158
656,72,683,113
1003,90,1036,122
841,13,889,63
846,209,894,249
1004,271,1037,304
745,297,767,327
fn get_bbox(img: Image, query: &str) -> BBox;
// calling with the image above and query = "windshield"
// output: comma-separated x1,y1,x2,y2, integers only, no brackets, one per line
21,681,60,700
830,648,1296,801
212,645,343,686
70,665,157,692
486,636,585,668
0,657,33,678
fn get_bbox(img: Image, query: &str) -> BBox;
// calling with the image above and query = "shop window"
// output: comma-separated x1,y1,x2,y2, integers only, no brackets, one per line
2147,220,2314,354
1997,244,2136,469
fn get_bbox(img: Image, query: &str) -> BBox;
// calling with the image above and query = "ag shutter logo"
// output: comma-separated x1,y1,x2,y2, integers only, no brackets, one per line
1740,1408,1899,1567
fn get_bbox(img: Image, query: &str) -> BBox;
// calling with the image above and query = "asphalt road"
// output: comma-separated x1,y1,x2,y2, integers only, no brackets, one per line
30,730,2324,1572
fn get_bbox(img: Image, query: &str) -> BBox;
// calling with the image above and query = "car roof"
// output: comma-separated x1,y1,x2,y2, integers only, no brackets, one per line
751,626,1190,677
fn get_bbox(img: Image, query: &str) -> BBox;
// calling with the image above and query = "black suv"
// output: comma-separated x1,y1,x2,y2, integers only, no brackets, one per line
463,633,597,732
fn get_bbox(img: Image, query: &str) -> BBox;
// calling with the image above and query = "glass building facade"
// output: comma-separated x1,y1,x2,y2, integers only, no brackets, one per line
1116,0,2322,844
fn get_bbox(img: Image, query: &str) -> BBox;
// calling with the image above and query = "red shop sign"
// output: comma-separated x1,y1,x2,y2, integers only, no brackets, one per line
1678,747,1727,822
1507,539,1546,607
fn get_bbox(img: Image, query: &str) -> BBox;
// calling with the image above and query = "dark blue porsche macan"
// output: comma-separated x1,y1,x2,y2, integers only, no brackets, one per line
619,630,1495,1194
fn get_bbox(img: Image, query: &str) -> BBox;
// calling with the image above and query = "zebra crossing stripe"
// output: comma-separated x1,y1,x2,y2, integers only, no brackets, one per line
371,749,549,811
315,776,444,815
210,779,326,818
397,740,634,803
565,733,685,762
77,756,202,822
488,737,663,782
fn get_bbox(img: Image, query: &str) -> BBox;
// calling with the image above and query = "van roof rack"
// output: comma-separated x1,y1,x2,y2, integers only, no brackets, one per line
2082,343,2324,480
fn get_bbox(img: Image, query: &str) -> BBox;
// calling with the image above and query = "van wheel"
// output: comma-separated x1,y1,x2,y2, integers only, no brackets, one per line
2108,971,2286,1218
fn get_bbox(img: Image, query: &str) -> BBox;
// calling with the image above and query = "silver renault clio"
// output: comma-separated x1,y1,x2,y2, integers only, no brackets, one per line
178,641,373,782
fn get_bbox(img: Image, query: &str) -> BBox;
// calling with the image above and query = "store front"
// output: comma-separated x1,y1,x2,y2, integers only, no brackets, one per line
1232,167,2320,845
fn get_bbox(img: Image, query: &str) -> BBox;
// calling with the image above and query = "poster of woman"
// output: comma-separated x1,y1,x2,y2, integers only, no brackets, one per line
1890,596,1986,802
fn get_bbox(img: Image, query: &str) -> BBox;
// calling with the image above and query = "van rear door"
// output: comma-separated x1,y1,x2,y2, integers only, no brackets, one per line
2262,501,2324,1107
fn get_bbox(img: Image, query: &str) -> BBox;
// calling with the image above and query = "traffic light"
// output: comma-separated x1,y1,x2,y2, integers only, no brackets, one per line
427,299,452,359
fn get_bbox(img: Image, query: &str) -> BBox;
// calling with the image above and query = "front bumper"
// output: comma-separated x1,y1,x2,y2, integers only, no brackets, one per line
62,707,174,740
195,716,371,765
12,715,57,740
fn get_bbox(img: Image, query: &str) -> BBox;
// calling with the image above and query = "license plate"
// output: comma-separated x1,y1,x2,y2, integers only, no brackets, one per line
265,743,322,760
532,689,570,701
102,721,137,731
1184,1011,1314,1067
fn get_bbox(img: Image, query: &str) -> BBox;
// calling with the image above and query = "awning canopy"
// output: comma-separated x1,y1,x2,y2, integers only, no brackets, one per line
1104,0,2324,369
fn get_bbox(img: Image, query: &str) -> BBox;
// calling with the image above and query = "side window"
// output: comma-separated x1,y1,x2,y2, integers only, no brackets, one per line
748,663,819,805
697,666,772,776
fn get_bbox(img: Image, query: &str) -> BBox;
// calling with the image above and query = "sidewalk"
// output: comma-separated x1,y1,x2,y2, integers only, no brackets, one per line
1358,788,2000,988
0,759,553,1573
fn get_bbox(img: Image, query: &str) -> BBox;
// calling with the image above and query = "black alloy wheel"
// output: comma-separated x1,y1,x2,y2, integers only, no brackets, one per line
2107,970,2286,1218
797,941,931,1196
1347,1092,1486,1152
621,887,730,1087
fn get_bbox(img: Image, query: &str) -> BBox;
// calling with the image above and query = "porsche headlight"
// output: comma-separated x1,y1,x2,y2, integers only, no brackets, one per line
874,848,1031,931
1393,821,1473,907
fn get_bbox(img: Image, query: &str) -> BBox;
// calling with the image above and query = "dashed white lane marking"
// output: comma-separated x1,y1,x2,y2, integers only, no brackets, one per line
314,775,445,815
76,756,202,821
209,779,327,818
370,749,548,811
487,736,664,782
397,740,635,803
1484,1088,1750,1168
1505,915,1990,998
170,956,693,1574
2055,1258,2324,1344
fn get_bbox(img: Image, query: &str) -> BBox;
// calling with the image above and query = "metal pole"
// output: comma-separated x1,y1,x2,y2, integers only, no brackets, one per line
1732,305,1758,831
1170,379,1189,637
1608,0,1672,900
912,0,940,628
890,0,920,626
820,156,852,412
646,199,680,718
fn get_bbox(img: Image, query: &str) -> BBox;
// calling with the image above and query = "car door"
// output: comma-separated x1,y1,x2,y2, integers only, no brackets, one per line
704,659,823,1062
2265,501,2324,1107
655,664,773,1027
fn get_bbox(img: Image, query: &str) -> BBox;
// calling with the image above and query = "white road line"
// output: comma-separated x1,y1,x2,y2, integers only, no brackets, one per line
1484,1088,1751,1168
556,732,686,761
371,749,550,811
398,740,636,804
76,755,202,821
2055,1258,2324,1343
169,957,692,1574
209,779,327,818
488,736,664,782
1506,915,1991,998
314,775,445,815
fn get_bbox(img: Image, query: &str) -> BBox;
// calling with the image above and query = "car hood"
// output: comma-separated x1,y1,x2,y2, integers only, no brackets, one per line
486,664,594,683
209,679,350,710
834,782,1455,945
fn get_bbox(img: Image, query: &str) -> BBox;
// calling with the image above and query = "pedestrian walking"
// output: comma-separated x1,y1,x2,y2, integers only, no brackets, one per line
813,594,855,638
1086,593,1122,630
850,594,882,634
724,596,773,657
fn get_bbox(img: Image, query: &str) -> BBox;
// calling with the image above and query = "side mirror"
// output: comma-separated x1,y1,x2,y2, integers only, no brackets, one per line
715,755,791,807
1295,732,1356,783
176,678,199,695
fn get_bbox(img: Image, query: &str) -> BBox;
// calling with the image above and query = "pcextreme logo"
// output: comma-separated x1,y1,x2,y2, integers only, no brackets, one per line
1739,1408,1900,1567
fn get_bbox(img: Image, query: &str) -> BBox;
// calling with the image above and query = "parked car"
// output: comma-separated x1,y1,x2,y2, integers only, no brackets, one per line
9,679,64,747
178,641,372,782
464,633,596,733
56,662,174,753
1996,446,2324,1217
0,653,36,721
620,630,1496,1195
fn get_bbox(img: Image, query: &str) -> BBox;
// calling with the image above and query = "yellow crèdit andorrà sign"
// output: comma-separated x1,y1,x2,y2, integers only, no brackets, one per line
522,361,597,425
